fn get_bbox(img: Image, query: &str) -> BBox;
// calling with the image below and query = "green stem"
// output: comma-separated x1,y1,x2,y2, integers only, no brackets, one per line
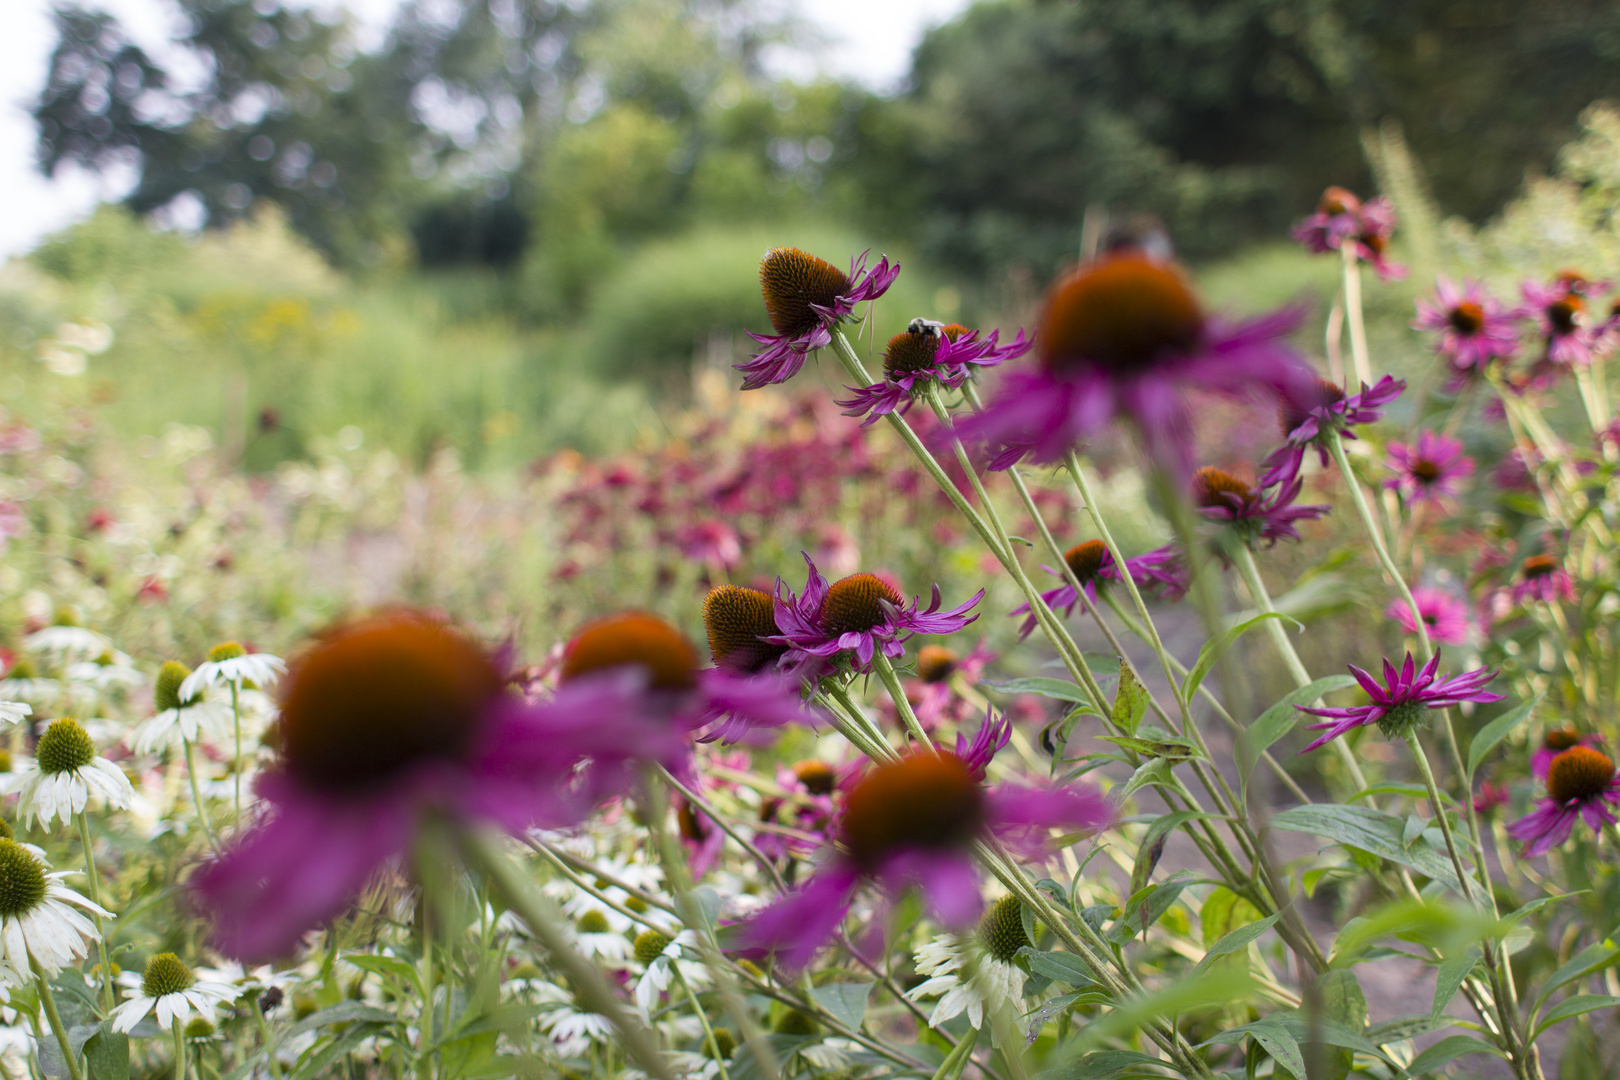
252,993,285,1079
454,827,675,1080
230,681,243,821
181,737,222,854
74,812,114,1011
173,1016,188,1080
1342,245,1372,387
673,966,730,1080
869,652,934,752
32,956,84,1080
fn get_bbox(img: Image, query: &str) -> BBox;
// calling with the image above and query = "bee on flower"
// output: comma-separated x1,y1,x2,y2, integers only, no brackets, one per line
836,321,1032,426
735,247,900,391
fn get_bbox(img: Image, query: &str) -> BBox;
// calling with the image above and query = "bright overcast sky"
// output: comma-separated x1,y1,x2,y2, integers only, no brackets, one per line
0,0,969,260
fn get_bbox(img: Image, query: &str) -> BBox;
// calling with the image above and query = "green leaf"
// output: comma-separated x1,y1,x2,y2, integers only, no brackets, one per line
290,1023,382,1080
1033,1048,1168,1080
1242,1019,1306,1079
1432,944,1481,1022
981,677,1093,704
1129,811,1213,897
1269,804,1464,892
810,981,871,1034
1236,675,1357,786
285,1001,397,1039
82,1026,129,1080
1063,968,1253,1059
1107,872,1192,944
1111,665,1149,736
1191,915,1279,977
1200,887,1264,950
342,953,422,990
1466,695,1543,779
1183,612,1297,702
1098,734,1205,762
1533,994,1620,1039
1019,949,1097,986
1533,940,1620,1013
1116,758,1174,804
1406,1033,1503,1074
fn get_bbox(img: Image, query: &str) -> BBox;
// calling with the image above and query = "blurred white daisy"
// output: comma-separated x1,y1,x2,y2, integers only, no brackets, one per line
25,625,109,664
0,838,109,976
9,718,135,828
0,703,29,727
633,928,707,1015
526,980,616,1057
109,954,236,1034
178,642,286,701
570,908,632,962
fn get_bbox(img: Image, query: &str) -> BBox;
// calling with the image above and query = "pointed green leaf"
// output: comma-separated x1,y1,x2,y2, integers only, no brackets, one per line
1406,1033,1503,1074
1432,944,1481,1022
1183,612,1297,702
810,981,871,1034
1191,915,1279,977
1466,694,1543,779
1236,675,1357,785
1111,664,1149,735
1532,994,1620,1039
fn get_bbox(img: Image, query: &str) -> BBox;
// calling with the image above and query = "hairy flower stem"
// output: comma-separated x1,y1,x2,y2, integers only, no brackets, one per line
32,956,84,1080
818,688,897,764
455,827,676,1080
645,775,781,1080
173,1017,188,1080
869,652,936,752
75,812,114,1010
182,736,222,855
1230,545,1372,796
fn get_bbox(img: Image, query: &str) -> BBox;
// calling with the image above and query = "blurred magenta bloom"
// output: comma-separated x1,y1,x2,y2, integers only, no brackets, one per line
736,248,900,391
1384,431,1474,508
1292,187,1405,281
1472,780,1510,815
955,253,1314,478
769,553,983,674
1522,272,1604,368
1411,278,1520,382
1296,651,1502,753
734,750,1109,970
1259,374,1405,488
1507,745,1620,857
1531,727,1603,780
1512,554,1575,606
1386,587,1470,646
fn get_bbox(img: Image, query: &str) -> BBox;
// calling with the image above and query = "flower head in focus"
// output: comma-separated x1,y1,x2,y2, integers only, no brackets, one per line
130,661,228,755
735,248,900,390
1384,431,1474,509
110,953,236,1034
1507,745,1620,857
1531,726,1603,780
954,253,1314,478
632,927,707,1015
179,642,286,702
1296,651,1502,753
9,717,134,828
1386,587,1470,646
769,554,983,674
735,750,1108,970
1411,278,1520,383
836,321,1032,426
1258,375,1404,488
195,611,576,961
907,895,1031,1027
1292,187,1406,281
1193,467,1330,549
0,838,108,978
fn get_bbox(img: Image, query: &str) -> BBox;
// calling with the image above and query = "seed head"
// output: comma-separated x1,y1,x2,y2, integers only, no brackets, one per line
1279,378,1344,435
1543,726,1580,751
576,910,611,935
5,657,36,680
882,330,941,378
142,953,195,997
915,645,958,684
702,586,786,675
633,929,672,967
52,606,82,628
1522,555,1561,580
1041,256,1203,374
773,1009,819,1035
1547,746,1616,803
1546,297,1583,336
818,574,903,637
1448,302,1485,335
184,1018,216,1038
36,718,95,775
760,248,851,337
703,1028,736,1060
1318,187,1361,215
154,661,195,712
278,614,502,793
978,895,1032,962
208,642,246,663
791,759,837,795
561,612,697,691
1375,698,1429,741
841,753,985,869
0,840,46,918
1192,467,1252,508
1064,540,1110,584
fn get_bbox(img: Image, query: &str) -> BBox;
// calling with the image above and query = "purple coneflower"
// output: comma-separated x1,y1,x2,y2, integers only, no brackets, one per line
769,553,983,674
1296,651,1503,753
951,709,1011,781
837,322,1032,427
1512,554,1575,606
1507,745,1620,857
196,612,575,960
1411,278,1520,382
1530,727,1603,780
1291,187,1406,281
1521,273,1600,368
735,750,1109,970
911,640,995,727
1472,780,1510,815
1385,587,1470,646
735,248,900,391
954,254,1315,477
1259,374,1405,488
1383,431,1474,508
1006,540,1182,637
1193,467,1330,547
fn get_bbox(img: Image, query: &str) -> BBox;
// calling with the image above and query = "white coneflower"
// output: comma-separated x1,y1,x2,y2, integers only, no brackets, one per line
526,979,616,1057
571,908,633,962
633,928,708,1015
0,656,60,705
907,895,1031,1027
178,642,286,701
109,953,236,1033
0,837,109,975
25,623,109,665
0,703,28,727
129,662,228,756
9,718,135,828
